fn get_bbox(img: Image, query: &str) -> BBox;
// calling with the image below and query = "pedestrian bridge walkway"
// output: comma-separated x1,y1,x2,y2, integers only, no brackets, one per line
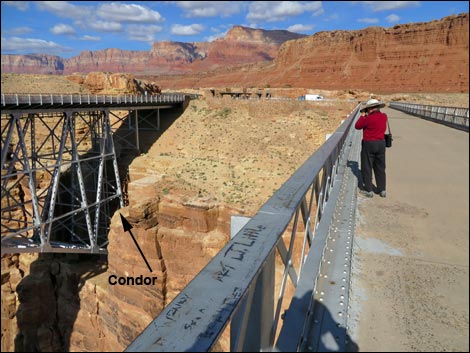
348,107,469,352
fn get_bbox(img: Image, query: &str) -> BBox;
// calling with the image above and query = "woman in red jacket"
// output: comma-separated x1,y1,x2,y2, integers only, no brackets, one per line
355,99,388,198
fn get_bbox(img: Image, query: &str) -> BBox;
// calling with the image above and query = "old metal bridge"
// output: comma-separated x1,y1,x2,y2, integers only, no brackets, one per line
1,93,188,254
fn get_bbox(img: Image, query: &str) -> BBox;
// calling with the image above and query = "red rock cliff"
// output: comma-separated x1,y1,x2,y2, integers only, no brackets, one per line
1,54,64,74
270,13,469,92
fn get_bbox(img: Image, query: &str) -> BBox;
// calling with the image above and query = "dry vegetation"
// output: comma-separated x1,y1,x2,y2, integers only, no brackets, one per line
134,96,354,214
1,72,468,215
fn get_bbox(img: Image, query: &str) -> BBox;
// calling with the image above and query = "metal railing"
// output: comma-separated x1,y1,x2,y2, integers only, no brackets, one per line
126,104,362,352
1,93,188,110
389,102,469,132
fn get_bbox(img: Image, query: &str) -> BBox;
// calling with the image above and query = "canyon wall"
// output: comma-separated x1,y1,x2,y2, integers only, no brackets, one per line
1,54,64,74
1,26,304,76
270,12,469,92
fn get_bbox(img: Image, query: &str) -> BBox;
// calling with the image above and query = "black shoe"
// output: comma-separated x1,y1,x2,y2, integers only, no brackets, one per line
359,190,374,198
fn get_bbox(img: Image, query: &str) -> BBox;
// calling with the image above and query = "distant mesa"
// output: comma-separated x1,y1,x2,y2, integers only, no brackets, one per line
1,26,305,76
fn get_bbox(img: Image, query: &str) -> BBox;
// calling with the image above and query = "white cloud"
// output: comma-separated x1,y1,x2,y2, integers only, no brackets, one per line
36,1,92,20
358,17,380,24
386,14,401,23
1,36,73,55
356,1,420,12
247,1,323,23
97,3,164,23
50,23,76,35
175,1,242,18
3,1,29,11
171,24,205,36
86,21,123,33
80,35,100,41
127,25,163,42
4,26,33,35
287,24,314,33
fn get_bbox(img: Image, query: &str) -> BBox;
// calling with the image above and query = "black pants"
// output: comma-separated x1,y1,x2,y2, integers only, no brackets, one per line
360,140,386,192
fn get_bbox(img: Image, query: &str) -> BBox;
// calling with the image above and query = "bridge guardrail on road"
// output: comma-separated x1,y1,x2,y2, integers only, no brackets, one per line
1,93,189,110
126,105,362,352
389,101,469,132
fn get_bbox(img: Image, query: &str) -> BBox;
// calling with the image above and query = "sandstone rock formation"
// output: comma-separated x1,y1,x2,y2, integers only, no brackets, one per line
1,54,64,74
65,72,161,94
270,13,469,92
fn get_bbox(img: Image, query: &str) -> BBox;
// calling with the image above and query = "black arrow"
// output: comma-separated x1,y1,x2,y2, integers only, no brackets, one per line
120,214,153,273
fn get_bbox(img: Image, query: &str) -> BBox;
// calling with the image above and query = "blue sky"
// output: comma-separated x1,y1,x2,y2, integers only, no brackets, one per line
1,1,468,58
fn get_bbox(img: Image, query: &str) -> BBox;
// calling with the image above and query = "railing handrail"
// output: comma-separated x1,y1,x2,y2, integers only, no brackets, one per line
0,93,192,109
126,104,362,352
389,101,469,132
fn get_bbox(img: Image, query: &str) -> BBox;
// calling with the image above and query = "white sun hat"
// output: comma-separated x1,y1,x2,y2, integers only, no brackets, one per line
360,98,386,112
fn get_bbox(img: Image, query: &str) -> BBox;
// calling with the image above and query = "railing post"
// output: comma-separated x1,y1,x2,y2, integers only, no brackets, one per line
230,216,275,351
231,254,275,351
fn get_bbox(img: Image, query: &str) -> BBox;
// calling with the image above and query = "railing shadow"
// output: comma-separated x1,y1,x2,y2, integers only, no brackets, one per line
347,160,363,191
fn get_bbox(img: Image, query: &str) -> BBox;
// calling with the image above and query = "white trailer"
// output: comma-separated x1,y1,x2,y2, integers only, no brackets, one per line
305,94,324,101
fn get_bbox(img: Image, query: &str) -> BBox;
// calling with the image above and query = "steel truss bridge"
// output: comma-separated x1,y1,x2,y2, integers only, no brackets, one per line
1,93,188,255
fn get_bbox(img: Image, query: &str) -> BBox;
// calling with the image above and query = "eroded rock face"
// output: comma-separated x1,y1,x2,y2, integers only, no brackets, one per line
2,15,467,93
271,13,469,92
65,72,161,94
64,170,234,351
1,54,64,74
64,49,150,75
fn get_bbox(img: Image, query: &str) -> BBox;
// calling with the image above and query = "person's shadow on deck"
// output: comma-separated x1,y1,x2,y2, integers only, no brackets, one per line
276,294,359,352
310,300,359,352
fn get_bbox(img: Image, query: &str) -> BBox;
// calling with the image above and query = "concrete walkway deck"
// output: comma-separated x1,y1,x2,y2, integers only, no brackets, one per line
348,108,469,351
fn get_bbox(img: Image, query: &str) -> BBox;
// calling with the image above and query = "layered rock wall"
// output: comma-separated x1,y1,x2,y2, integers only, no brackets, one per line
1,54,64,74
271,13,469,92
66,72,161,94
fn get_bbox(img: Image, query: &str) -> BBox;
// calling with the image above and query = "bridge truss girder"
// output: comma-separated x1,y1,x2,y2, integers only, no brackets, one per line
1,109,123,254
